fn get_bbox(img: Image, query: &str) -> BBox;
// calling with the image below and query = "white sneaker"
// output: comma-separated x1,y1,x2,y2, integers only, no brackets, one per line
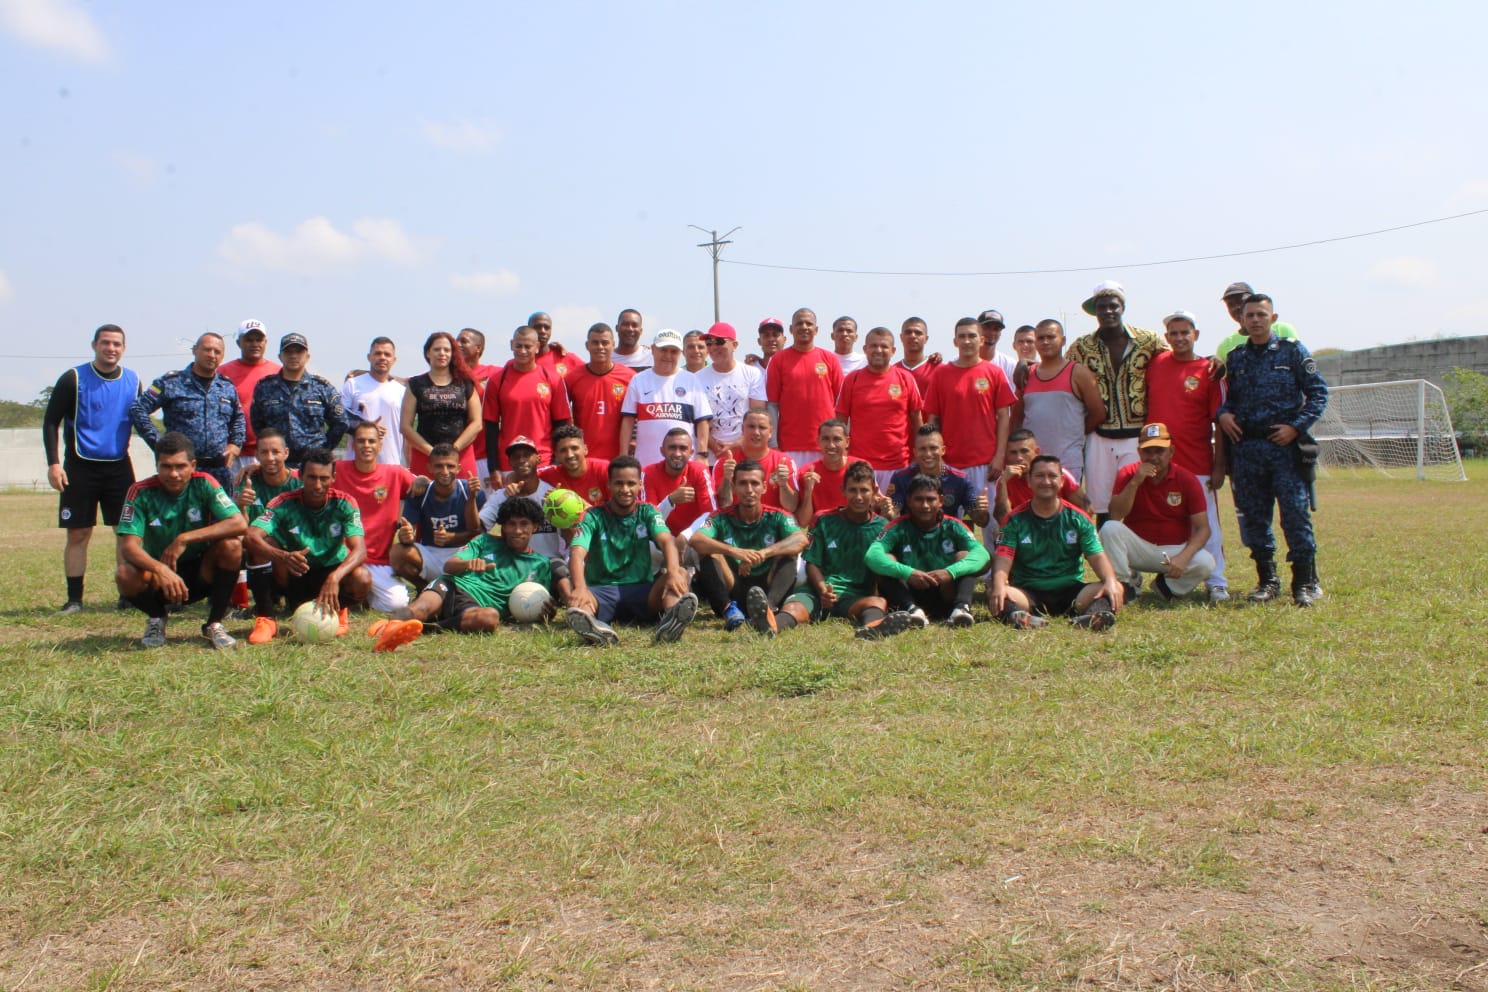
905,607,930,629
1208,586,1230,604
140,617,167,649
565,608,619,647
202,621,237,650
947,605,975,628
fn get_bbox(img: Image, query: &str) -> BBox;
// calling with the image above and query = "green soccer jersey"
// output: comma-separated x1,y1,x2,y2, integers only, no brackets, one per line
449,534,553,615
995,502,1103,591
803,509,887,601
699,506,800,552
237,470,302,525
571,502,670,587
251,488,365,568
117,472,241,560
866,514,991,581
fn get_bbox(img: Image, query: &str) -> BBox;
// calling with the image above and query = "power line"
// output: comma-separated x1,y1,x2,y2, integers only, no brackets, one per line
0,352,185,360
720,207,1488,277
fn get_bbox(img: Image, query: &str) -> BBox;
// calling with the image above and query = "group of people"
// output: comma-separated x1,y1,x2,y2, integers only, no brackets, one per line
41,276,1328,650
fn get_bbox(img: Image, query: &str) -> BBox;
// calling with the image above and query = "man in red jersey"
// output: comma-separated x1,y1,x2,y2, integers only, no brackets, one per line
218,319,280,471
483,324,572,472
528,311,573,378
837,326,924,491
893,316,940,401
643,427,716,538
457,327,504,482
923,317,1015,496
765,307,844,467
713,408,798,513
1146,309,1228,601
334,421,422,612
537,424,611,506
564,322,636,462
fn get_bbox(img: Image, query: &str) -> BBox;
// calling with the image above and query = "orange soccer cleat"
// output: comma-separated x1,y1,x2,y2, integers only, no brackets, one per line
247,616,278,645
373,619,423,653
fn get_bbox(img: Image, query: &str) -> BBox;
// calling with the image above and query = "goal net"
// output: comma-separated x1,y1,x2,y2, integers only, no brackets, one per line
1311,379,1466,481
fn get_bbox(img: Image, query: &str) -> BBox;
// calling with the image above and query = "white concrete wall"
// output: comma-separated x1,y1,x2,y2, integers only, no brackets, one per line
0,429,156,490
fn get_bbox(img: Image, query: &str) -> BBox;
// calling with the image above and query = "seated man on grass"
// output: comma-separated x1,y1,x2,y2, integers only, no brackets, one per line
688,458,807,635
773,460,895,639
234,427,302,642
116,431,248,650
1099,422,1215,602
994,428,1091,523
865,473,990,631
244,447,371,638
989,454,1124,631
390,442,482,587
372,496,571,650
563,456,698,646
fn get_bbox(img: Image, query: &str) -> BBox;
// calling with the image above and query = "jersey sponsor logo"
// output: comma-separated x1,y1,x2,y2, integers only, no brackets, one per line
827,539,838,549
975,377,990,393
1166,491,1182,506
814,362,829,376
641,401,691,420
536,382,552,397
1019,534,1032,544
1184,375,1200,392
888,383,903,398
149,517,163,528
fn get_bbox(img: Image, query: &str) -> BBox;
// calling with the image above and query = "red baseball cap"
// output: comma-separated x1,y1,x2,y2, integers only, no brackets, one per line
707,321,737,341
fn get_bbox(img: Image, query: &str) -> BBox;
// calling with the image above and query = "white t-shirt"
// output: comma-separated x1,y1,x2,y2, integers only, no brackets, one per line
613,345,652,370
622,368,714,463
695,362,766,446
835,351,868,374
341,373,407,465
479,480,565,560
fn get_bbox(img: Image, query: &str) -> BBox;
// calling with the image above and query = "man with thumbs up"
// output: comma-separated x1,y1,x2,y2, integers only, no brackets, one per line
391,443,481,586
334,421,425,613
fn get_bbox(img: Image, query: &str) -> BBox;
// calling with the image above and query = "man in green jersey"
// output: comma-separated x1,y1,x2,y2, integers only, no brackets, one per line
372,496,569,650
776,460,894,638
234,427,302,643
990,454,1125,630
689,458,807,637
865,473,990,630
245,448,371,639
115,432,248,649
564,456,698,646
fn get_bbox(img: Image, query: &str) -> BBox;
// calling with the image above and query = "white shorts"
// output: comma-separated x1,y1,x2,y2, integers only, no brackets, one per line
873,469,896,494
950,464,990,498
474,457,490,484
366,564,411,613
416,544,460,583
1083,436,1140,513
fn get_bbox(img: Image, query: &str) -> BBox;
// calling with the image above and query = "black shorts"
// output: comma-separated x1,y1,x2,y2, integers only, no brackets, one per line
58,457,135,529
426,576,482,623
281,565,337,611
1024,582,1088,617
178,556,215,603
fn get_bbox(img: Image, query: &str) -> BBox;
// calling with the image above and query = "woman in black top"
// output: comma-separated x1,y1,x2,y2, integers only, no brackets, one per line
401,331,482,477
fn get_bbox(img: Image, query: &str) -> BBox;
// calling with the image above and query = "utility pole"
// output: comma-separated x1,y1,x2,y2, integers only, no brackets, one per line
689,225,740,324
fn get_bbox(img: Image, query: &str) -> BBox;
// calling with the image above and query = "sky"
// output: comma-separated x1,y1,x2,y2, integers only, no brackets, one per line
2,0,1486,401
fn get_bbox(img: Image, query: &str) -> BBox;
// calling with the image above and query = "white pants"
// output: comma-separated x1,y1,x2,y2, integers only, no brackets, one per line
366,564,411,612
1195,475,1228,591
950,463,990,499
417,545,460,584
1083,436,1140,513
1098,520,1215,597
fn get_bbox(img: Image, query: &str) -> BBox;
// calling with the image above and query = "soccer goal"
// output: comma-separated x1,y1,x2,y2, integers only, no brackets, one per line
1311,379,1466,481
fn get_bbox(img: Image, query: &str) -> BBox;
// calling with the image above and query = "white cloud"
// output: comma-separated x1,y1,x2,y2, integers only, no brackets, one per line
421,119,502,151
0,0,108,62
449,269,520,295
1370,255,1439,290
218,216,432,273
0,270,12,303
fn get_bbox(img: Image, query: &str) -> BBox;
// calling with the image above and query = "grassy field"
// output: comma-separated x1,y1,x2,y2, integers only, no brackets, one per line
2,470,1486,991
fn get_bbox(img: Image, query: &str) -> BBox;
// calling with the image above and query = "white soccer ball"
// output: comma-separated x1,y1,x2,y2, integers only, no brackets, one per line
290,601,340,642
507,581,553,623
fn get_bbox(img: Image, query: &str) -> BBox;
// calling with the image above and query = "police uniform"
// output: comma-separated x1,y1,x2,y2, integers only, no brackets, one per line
130,365,246,490
1217,334,1328,603
250,371,357,466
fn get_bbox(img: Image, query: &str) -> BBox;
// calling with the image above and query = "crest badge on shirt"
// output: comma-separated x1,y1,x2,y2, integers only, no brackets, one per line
1184,375,1200,392
373,486,388,503
888,384,902,398
536,382,551,397
975,377,990,393
814,363,828,376
1166,491,1183,507
1065,530,1078,544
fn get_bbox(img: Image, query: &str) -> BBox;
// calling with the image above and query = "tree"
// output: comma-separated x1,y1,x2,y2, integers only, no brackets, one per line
1443,367,1488,449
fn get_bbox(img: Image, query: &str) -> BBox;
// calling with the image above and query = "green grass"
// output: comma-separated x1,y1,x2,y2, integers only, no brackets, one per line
2,468,1486,990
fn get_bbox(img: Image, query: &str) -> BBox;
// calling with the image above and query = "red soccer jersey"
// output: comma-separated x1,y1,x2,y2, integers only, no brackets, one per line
799,458,848,520
836,365,923,469
484,363,572,471
712,448,798,510
922,361,1016,468
564,363,635,461
643,458,716,532
1112,462,1208,546
893,359,936,404
538,458,611,506
537,348,574,380
765,347,844,451
218,358,282,456
1001,467,1084,523
332,460,416,565
467,362,503,463
1144,352,1222,477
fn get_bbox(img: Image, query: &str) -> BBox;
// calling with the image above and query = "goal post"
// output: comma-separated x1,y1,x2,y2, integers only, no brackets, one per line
1311,379,1466,481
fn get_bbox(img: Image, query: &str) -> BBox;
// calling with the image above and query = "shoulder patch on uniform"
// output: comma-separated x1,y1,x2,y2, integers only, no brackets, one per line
1302,358,1318,374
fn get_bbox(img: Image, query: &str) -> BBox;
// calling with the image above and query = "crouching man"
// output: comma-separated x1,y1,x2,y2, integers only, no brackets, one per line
244,447,371,638
1098,422,1214,602
116,431,247,649
989,454,1124,630
373,496,570,650
865,473,989,632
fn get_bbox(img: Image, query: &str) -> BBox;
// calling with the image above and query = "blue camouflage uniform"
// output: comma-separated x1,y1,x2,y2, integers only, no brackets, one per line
130,365,246,490
1217,335,1328,562
250,372,359,465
